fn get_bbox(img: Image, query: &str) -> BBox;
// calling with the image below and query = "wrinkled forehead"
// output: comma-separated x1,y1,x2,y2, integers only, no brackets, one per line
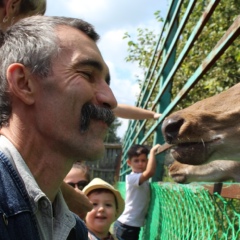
55,26,102,62
55,25,110,78
56,25,98,51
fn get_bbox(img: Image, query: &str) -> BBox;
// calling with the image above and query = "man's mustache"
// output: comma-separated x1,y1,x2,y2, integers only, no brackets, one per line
80,103,115,132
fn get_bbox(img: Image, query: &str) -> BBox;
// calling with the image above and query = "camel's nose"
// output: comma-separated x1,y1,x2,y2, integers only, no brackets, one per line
162,116,184,143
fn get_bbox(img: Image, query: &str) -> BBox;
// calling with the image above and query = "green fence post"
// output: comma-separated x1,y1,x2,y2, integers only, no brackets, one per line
152,0,178,182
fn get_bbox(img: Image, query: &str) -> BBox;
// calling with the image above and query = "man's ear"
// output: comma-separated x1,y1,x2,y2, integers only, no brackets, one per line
7,63,35,105
4,0,21,21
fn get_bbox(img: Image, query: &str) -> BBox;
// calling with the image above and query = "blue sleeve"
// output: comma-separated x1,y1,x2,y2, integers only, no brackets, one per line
67,215,88,240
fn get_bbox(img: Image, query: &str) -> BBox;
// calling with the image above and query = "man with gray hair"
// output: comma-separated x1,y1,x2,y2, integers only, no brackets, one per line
0,15,117,240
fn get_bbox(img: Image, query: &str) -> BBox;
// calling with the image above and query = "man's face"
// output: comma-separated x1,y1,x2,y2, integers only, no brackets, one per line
33,26,117,161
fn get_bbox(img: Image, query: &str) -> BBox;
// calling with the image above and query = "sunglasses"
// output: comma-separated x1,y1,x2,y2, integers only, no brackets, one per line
67,180,89,190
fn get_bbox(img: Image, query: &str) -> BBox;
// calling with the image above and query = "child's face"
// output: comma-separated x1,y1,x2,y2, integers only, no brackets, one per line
127,153,148,173
85,191,117,236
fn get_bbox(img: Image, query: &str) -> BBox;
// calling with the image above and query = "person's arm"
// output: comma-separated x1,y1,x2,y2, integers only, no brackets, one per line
139,144,160,185
113,104,161,120
61,181,92,219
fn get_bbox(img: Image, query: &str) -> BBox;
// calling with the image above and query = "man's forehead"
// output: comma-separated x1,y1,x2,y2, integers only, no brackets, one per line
56,25,101,56
54,25,111,84
56,25,90,42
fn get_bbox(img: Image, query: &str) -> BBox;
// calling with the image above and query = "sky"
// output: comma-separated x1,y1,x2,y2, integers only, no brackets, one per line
45,0,169,138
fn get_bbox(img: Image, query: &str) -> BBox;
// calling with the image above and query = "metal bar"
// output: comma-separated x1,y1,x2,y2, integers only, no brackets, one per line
122,0,219,156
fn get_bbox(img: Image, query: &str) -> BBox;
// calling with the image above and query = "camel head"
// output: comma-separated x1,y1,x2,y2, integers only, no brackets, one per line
162,83,240,165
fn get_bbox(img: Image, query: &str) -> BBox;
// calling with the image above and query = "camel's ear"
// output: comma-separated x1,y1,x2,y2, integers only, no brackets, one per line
7,63,35,105
4,0,21,22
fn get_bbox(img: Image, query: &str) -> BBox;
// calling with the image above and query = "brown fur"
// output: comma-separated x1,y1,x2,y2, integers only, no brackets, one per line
162,83,240,165
169,160,240,183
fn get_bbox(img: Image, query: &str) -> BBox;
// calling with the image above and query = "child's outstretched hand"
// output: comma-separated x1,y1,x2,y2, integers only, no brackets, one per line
153,113,162,120
150,144,162,155
153,143,173,155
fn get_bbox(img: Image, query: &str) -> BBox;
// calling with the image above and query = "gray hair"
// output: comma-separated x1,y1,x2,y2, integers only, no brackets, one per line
0,15,100,126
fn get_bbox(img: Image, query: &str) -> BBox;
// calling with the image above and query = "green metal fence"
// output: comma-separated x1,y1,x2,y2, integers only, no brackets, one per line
117,0,240,239
117,182,240,239
119,0,240,180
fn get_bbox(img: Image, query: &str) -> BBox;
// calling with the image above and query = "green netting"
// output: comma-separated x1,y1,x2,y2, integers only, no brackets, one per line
116,182,240,240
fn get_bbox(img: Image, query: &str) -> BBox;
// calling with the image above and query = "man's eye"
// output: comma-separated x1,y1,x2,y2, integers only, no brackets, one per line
82,73,91,79
78,71,92,79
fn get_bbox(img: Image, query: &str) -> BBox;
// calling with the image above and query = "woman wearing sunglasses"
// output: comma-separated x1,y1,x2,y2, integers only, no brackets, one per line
64,161,92,219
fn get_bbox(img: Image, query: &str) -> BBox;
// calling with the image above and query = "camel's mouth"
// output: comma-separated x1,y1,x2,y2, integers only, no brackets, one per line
169,138,221,165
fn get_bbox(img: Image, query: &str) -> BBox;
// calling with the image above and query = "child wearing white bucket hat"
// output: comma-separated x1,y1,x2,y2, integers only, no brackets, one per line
82,178,125,240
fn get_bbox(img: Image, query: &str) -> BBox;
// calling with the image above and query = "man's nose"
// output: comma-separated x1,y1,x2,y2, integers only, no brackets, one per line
96,83,117,110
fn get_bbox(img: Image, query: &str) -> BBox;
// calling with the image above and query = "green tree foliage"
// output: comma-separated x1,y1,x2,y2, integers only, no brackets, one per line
104,118,122,143
172,0,240,109
124,1,240,110
124,10,163,88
